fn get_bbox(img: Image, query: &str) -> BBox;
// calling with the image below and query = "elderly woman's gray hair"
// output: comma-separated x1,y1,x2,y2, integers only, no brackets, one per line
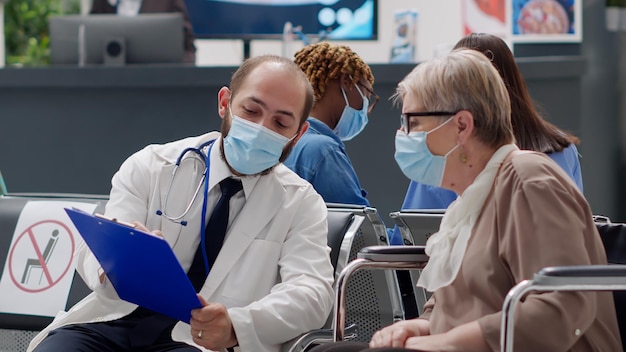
394,49,514,148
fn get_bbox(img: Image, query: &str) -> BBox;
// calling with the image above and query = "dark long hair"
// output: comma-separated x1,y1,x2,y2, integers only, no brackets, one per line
453,33,579,153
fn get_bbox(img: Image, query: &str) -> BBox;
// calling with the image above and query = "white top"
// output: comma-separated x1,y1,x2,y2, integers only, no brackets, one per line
112,0,142,16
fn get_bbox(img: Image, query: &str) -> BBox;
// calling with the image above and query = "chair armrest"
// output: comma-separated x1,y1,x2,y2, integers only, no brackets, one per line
501,264,626,352
281,324,358,352
534,265,626,285
357,245,428,263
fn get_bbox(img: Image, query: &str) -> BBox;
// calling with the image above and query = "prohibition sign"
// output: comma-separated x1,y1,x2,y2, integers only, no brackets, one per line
7,219,75,293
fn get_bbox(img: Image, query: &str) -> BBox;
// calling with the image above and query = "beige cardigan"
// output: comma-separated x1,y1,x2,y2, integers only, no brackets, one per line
421,151,621,351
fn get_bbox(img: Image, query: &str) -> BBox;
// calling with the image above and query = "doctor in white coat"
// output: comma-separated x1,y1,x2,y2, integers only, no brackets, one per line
29,55,334,352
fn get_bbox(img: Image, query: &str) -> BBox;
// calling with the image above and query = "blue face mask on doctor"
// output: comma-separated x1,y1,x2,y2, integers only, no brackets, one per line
333,84,369,141
223,113,296,175
394,115,459,187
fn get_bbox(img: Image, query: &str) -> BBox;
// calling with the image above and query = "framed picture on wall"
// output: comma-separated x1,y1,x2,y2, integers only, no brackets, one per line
461,0,582,44
510,0,582,42
462,0,508,40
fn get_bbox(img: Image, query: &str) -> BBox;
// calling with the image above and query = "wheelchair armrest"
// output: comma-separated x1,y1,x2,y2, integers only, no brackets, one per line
502,264,626,352
534,265,626,285
357,245,428,263
281,323,358,352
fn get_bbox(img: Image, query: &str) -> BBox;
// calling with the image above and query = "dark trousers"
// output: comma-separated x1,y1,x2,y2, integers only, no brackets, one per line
309,342,417,352
33,307,200,352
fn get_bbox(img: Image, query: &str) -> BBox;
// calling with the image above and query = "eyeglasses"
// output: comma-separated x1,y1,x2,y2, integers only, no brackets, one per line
356,81,379,113
400,111,457,133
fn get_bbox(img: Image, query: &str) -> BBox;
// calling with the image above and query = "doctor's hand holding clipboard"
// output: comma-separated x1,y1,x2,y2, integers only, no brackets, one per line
114,219,236,349
127,218,237,349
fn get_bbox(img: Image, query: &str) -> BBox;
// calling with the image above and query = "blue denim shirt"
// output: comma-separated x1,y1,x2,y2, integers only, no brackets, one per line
284,117,370,206
389,143,583,244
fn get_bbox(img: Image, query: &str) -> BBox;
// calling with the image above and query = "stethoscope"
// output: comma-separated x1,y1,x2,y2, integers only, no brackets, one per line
156,139,219,274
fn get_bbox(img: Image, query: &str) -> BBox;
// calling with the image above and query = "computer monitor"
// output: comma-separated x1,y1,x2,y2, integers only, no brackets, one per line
49,13,184,66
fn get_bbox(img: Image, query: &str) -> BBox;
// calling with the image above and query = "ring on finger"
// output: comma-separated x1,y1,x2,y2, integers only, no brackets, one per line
197,329,203,339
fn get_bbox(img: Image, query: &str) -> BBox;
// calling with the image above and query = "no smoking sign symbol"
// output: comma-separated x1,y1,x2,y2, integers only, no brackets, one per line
7,219,76,293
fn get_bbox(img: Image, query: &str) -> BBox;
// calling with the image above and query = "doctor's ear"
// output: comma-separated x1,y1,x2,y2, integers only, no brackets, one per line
217,87,231,119
293,121,309,144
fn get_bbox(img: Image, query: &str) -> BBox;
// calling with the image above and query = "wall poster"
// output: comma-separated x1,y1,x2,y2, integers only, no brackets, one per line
462,0,582,44
511,0,582,42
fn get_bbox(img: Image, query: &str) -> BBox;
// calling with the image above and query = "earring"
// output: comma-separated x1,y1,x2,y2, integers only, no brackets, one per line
461,150,468,164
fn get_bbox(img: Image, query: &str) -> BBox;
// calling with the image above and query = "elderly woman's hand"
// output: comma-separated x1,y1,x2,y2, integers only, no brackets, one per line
369,318,430,348
403,321,489,352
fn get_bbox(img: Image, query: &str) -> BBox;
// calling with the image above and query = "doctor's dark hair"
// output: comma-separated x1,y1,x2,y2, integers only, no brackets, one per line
294,42,374,102
453,33,579,153
229,55,314,128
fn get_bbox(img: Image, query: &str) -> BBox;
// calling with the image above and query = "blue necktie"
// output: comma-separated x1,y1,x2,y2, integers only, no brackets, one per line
188,177,243,291
205,177,243,268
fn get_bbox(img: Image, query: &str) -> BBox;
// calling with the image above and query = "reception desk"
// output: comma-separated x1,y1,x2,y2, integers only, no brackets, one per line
0,57,596,222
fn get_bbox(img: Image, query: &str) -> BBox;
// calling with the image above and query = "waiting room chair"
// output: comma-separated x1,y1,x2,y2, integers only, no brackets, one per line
282,207,362,351
501,219,626,352
389,209,444,317
389,209,444,246
325,204,405,343
0,192,108,352
333,245,429,341
283,204,405,351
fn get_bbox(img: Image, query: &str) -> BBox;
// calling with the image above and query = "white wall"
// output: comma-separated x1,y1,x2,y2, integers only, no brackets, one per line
195,0,464,66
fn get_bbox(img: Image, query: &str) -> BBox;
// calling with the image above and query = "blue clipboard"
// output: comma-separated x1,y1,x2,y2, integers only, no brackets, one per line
65,207,202,323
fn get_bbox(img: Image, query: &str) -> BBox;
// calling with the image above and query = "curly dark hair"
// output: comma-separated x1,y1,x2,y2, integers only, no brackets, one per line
294,41,374,102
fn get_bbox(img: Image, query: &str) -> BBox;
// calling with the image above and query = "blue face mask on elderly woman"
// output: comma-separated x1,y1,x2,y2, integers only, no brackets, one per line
394,115,459,187
333,84,369,141
223,114,296,175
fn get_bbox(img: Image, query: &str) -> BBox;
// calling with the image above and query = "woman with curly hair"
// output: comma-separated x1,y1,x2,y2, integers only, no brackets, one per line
284,42,379,206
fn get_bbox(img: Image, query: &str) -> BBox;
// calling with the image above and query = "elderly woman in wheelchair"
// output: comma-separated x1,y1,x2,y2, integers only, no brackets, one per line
312,49,622,352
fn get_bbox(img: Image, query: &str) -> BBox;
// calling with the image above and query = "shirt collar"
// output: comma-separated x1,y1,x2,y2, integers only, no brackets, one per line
307,117,345,145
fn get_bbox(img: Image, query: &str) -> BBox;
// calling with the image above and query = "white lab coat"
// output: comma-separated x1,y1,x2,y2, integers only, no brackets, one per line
28,132,334,352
